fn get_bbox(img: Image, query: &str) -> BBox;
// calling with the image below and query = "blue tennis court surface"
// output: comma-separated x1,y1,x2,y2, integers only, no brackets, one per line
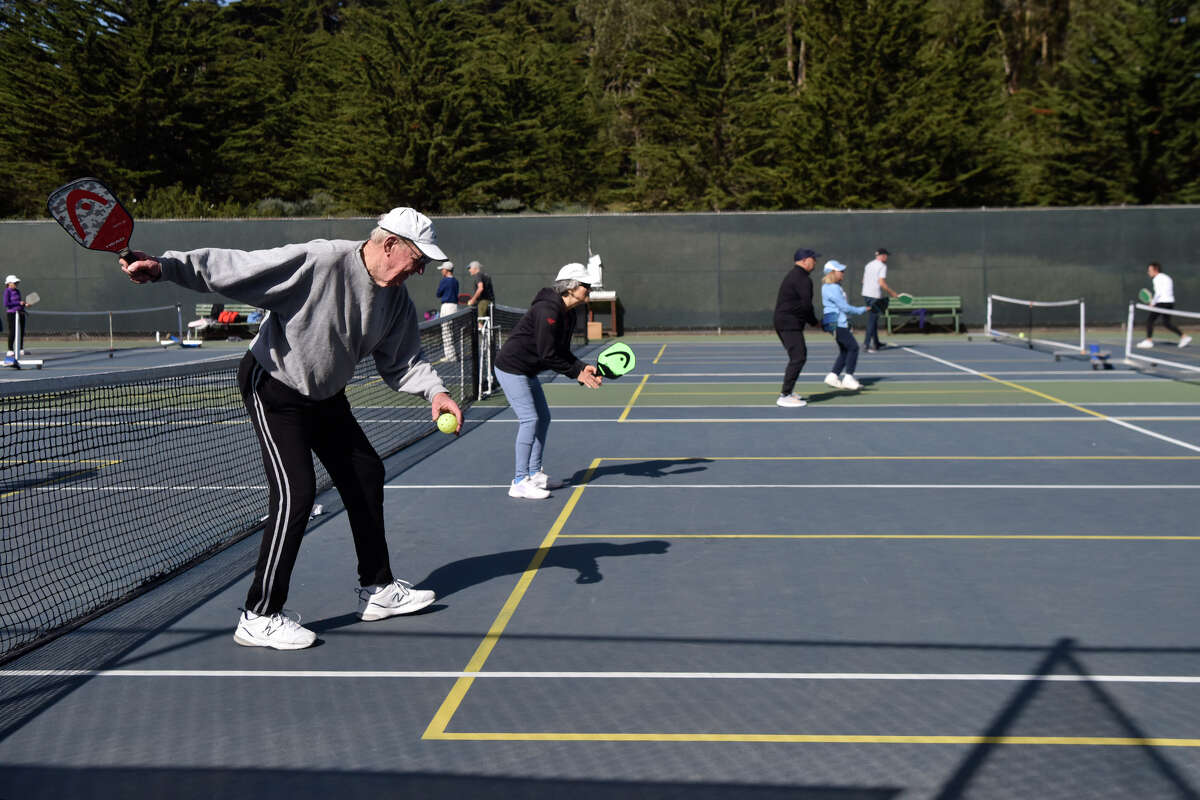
4,336,1200,799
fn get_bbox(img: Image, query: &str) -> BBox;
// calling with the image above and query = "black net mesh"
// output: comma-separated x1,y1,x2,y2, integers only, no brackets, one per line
0,309,478,661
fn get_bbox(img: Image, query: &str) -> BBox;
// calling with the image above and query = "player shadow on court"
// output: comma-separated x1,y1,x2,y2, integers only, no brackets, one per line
306,540,670,634
802,376,886,404
563,457,713,484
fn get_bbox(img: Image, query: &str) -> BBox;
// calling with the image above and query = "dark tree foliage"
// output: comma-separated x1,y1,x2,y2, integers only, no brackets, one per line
1027,0,1200,205
0,0,1196,217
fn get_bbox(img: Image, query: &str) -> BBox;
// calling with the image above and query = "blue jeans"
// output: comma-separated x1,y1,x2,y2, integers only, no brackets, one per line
833,327,859,375
494,368,551,482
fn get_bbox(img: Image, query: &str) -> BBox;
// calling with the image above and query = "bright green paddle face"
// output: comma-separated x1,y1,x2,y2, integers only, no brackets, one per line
896,293,914,305
1138,288,1152,304
596,342,635,378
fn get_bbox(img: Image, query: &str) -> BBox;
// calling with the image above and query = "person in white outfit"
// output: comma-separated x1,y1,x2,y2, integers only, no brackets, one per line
1136,262,1191,349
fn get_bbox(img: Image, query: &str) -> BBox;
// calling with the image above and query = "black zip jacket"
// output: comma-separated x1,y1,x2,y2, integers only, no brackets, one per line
495,288,586,379
773,265,820,331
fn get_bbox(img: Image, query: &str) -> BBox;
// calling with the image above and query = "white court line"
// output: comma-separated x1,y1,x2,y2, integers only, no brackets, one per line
648,371,1149,378
32,483,1200,493
379,484,1200,490
905,347,1200,454
481,417,1200,423
4,669,1200,683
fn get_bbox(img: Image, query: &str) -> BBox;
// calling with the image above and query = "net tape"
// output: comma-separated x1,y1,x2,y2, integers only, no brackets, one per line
0,308,479,661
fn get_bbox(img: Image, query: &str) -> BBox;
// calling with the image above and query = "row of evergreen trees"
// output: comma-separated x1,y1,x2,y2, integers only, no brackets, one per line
1,0,1196,219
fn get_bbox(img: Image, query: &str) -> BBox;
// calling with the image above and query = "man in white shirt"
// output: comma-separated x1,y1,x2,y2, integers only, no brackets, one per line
860,248,899,352
1136,261,1191,349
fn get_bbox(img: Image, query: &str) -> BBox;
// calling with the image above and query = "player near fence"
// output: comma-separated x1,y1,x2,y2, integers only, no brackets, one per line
118,207,463,651
860,248,900,352
1136,261,1191,349
773,248,822,408
436,261,459,359
4,275,28,360
820,260,868,391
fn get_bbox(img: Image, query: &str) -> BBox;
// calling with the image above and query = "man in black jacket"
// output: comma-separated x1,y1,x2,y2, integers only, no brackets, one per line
773,248,821,407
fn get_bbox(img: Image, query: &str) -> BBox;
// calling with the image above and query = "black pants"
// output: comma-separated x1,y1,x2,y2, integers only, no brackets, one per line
238,352,393,614
775,327,808,396
1147,302,1183,338
6,311,24,353
863,297,888,348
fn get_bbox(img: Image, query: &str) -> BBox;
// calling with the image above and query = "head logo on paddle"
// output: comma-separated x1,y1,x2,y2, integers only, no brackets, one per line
595,342,635,379
47,178,135,262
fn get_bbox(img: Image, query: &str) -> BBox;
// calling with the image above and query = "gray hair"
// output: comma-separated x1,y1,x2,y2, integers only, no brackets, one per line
468,260,483,271
554,279,584,295
369,226,393,244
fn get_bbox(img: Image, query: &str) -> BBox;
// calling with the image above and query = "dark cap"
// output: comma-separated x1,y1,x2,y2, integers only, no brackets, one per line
875,248,890,256
794,248,821,262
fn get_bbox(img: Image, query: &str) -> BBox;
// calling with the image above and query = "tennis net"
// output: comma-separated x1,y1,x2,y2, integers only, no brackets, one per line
27,304,186,359
0,308,478,662
986,294,1086,354
1124,302,1200,374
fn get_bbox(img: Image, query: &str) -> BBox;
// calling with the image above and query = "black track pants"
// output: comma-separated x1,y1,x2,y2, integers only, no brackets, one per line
238,352,393,614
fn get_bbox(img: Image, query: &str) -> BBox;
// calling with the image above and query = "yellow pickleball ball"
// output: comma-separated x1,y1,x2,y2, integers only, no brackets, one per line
437,412,458,434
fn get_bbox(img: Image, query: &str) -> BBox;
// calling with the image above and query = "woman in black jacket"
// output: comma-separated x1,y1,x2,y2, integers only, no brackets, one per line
494,263,603,499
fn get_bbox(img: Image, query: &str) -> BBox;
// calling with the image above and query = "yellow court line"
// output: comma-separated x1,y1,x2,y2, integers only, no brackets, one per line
427,732,1200,746
423,458,601,740
652,344,667,364
556,533,1200,541
618,374,650,422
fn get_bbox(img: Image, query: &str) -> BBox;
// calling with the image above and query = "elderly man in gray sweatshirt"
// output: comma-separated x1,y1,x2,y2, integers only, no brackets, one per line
120,207,462,650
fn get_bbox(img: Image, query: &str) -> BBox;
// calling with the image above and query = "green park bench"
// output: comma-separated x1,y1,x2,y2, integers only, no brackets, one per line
884,296,963,334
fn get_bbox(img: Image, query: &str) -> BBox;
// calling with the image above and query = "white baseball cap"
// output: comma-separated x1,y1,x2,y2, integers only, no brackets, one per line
5,275,18,284
441,261,454,272
555,262,591,284
377,207,447,261
823,260,847,273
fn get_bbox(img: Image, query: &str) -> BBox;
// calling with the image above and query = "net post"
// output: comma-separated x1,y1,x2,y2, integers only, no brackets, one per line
1026,302,1033,348
1079,301,1086,353
176,303,183,341
1125,302,1136,358
108,312,114,358
985,295,993,337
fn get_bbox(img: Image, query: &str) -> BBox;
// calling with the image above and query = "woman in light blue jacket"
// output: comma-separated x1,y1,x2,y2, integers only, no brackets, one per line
820,261,868,390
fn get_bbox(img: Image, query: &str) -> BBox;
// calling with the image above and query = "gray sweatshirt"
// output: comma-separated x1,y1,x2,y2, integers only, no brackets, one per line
159,239,448,402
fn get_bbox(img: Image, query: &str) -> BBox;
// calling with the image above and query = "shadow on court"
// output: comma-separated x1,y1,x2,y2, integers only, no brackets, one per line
0,766,902,800
568,458,714,483
415,540,670,594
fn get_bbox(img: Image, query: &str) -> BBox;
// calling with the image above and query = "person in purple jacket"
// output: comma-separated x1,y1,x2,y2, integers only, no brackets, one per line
118,208,463,651
4,275,28,362
493,263,603,500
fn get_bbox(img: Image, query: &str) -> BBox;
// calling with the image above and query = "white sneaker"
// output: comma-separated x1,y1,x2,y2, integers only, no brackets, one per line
824,372,841,388
356,578,435,621
1136,339,1154,349
839,374,861,391
775,393,807,408
530,470,564,490
233,610,317,650
1179,335,1192,349
509,476,551,499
